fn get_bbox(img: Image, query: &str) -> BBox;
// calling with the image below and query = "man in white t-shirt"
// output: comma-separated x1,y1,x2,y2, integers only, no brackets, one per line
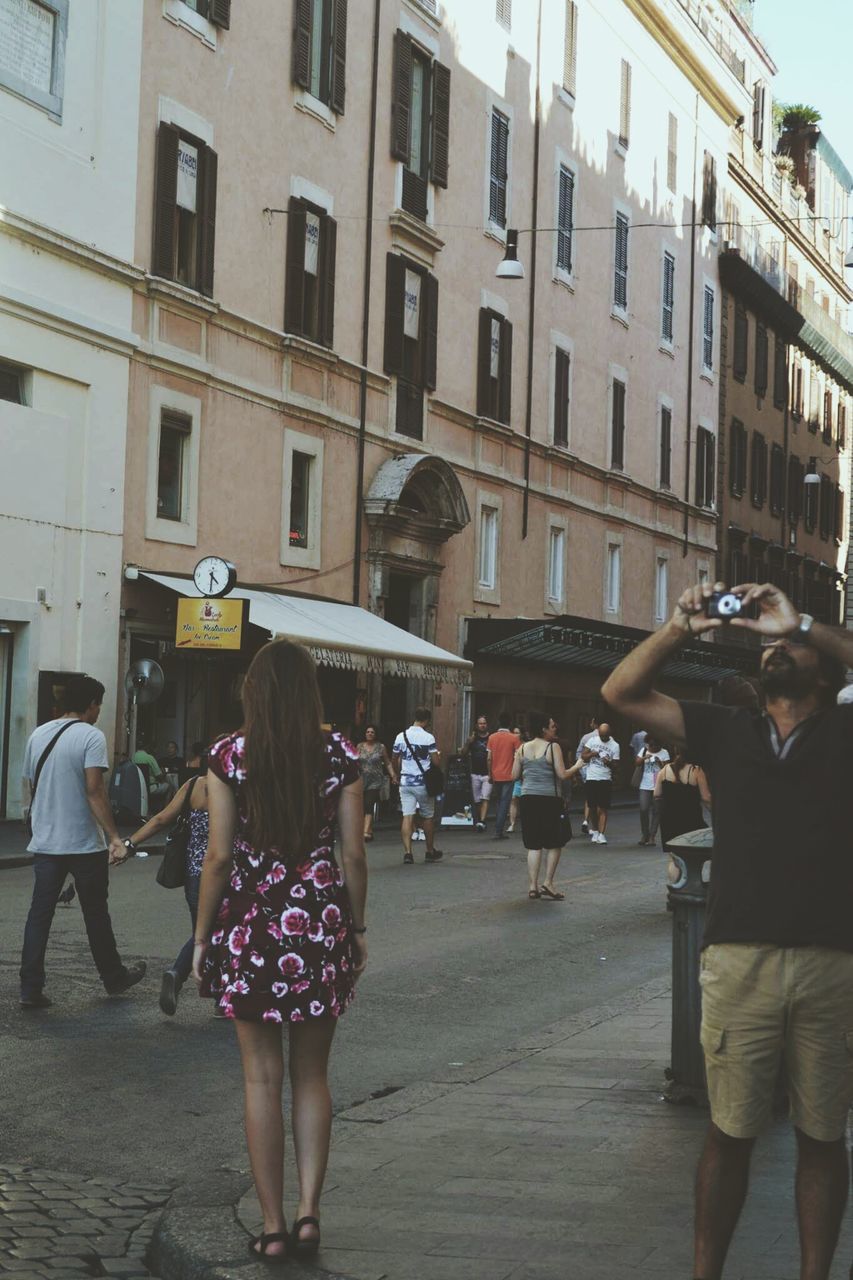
575,716,598,835
392,707,443,865
582,723,621,845
19,674,146,1009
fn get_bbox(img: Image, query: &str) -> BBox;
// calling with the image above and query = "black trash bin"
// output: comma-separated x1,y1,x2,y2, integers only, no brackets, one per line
664,828,713,1105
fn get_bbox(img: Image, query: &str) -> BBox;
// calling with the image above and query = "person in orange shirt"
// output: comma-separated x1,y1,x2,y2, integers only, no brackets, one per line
487,712,521,839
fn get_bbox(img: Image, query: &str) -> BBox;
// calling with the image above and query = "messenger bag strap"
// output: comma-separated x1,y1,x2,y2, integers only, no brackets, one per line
30,720,80,813
402,730,428,780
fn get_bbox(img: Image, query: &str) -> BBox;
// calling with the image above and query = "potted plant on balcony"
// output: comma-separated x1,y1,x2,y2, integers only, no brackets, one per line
780,104,821,133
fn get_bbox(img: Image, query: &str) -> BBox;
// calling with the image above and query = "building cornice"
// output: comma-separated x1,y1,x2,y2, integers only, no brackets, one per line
621,0,742,123
0,209,144,288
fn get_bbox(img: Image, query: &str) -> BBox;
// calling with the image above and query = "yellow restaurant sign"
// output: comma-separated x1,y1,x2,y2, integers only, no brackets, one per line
176,597,244,651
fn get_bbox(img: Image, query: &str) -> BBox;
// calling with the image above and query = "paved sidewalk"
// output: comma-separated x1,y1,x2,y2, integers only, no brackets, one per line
0,821,166,871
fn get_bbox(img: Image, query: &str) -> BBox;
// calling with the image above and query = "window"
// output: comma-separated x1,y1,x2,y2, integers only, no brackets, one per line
701,152,717,231
788,455,802,524
661,252,675,345
702,285,714,371
178,0,231,23
477,308,512,425
157,410,192,521
695,427,715,508
496,0,511,29
770,444,785,516
773,337,787,409
390,31,451,219
553,347,571,447
0,0,67,121
556,165,575,275
152,123,218,297
819,476,832,541
606,543,621,613
292,0,347,114
285,197,337,346
836,487,845,542
614,212,629,312
489,108,510,229
754,323,768,397
562,1,578,97
618,60,631,150
655,557,668,623
838,401,847,450
750,431,767,508
659,404,672,489
729,545,748,590
808,374,819,433
804,480,817,533
548,527,566,604
752,80,765,150
729,419,747,497
791,359,804,418
822,389,834,444
384,254,439,439
666,112,678,193
478,506,498,588
610,378,626,470
288,452,313,548
733,303,748,382
0,362,24,404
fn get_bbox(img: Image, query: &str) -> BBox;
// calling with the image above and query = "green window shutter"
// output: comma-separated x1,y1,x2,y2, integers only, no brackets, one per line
430,61,451,188
331,0,347,114
292,0,312,89
383,254,406,375
197,144,218,298
423,271,439,391
285,198,307,334
321,214,337,348
498,318,512,425
391,30,412,163
152,122,180,280
477,308,492,417
209,0,230,28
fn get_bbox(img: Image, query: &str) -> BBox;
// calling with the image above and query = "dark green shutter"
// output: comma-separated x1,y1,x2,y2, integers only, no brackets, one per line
391,30,412,162
197,144,218,298
476,308,492,417
498,318,512,425
292,0,312,88
423,271,438,391
152,123,180,280
285,198,307,333
321,214,337,348
430,61,451,188
331,0,347,114
209,0,230,28
383,254,406,375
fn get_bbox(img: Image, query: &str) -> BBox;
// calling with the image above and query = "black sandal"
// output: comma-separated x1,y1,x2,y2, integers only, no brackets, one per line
540,885,565,901
290,1215,320,1257
528,889,540,899
248,1231,288,1264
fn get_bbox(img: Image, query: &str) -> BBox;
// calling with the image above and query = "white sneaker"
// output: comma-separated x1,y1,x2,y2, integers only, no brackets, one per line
597,833,608,845
589,829,598,840
580,820,589,834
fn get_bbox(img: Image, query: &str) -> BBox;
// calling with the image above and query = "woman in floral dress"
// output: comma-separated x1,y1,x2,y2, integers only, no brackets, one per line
193,640,368,1264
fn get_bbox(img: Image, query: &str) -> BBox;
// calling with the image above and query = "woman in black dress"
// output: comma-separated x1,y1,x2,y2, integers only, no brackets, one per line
654,749,711,888
193,640,368,1264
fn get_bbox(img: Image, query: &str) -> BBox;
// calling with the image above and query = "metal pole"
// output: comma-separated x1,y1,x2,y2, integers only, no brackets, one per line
521,0,543,541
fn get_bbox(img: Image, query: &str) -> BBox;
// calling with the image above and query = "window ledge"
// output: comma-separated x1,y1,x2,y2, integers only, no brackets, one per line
147,276,219,315
402,0,442,31
557,88,576,111
163,0,217,48
389,210,446,260
614,141,628,160
610,307,629,329
700,369,714,384
658,341,675,358
553,270,575,293
484,224,508,247
294,92,336,132
475,415,514,439
282,333,338,367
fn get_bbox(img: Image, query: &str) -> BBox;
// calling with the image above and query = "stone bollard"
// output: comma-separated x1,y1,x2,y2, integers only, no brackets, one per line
664,827,713,1105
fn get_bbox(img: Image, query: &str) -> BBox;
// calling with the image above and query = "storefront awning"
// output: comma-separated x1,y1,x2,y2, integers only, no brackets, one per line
141,573,472,685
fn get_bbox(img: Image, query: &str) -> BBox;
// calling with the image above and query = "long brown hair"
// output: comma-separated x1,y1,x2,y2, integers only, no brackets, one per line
241,640,326,859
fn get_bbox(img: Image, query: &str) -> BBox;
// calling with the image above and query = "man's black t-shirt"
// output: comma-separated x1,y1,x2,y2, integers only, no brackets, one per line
469,733,490,776
680,700,853,953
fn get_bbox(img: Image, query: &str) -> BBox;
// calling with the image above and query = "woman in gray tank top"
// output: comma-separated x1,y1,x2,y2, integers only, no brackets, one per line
512,711,583,901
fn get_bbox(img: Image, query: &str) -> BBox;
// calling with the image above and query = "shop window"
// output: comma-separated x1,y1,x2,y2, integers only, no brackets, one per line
157,410,192,521
292,0,347,114
152,122,218,297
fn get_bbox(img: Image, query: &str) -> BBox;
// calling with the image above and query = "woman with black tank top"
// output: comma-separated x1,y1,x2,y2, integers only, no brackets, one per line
655,750,711,887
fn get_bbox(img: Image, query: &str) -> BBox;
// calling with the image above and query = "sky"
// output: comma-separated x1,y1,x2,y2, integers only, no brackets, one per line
752,0,851,174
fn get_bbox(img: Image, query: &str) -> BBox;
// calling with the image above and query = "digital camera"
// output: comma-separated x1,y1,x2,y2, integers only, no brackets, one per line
705,591,743,620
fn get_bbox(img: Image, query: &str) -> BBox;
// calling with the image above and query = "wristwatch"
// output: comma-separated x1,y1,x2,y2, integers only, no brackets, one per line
123,838,136,855
797,612,815,638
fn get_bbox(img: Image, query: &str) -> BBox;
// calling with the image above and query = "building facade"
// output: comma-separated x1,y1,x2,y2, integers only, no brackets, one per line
0,0,143,816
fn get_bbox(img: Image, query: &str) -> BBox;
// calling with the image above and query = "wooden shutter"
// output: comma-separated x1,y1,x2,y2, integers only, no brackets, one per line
730,419,746,496
695,430,706,506
391,30,412,162
660,405,671,487
489,110,509,227
662,252,675,342
209,0,230,28
563,1,577,96
619,59,631,147
773,337,787,408
836,486,844,542
702,285,714,367
197,144,218,298
477,308,492,417
152,122,180,280
752,81,765,149
498,318,512,425
755,323,768,396
733,304,748,380
423,271,438,391
292,0,312,89
383,254,406,375
611,379,625,469
321,214,337,348
554,348,570,446
331,0,347,114
430,61,451,188
788,455,802,523
751,432,766,507
819,476,832,540
667,112,677,192
285,199,307,333
614,213,628,309
702,152,717,230
557,166,574,273
838,401,847,450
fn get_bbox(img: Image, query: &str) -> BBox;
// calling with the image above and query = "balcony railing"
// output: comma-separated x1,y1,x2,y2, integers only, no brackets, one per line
796,286,853,374
676,0,746,82
726,225,790,301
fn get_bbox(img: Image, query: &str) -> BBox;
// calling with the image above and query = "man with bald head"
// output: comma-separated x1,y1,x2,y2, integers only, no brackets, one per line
581,722,620,844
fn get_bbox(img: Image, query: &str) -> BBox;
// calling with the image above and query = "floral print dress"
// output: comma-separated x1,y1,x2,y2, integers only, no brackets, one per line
200,730,360,1023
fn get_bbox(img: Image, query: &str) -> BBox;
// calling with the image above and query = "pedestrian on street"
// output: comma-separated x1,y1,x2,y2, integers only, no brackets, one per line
636,735,669,846
487,712,520,839
392,708,443,864
356,725,394,842
513,712,583,900
581,723,620,844
654,750,710,887
19,674,146,1010
602,577,853,1280
460,715,491,832
575,716,598,835
123,770,210,1017
192,639,368,1263
629,727,647,760
507,723,526,833
133,735,172,807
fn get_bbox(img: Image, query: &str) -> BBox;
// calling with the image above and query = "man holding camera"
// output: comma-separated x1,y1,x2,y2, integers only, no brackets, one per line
602,579,853,1280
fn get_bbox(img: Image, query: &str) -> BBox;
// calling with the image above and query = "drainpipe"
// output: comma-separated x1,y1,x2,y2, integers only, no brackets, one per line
683,92,699,558
521,0,543,540
352,0,382,605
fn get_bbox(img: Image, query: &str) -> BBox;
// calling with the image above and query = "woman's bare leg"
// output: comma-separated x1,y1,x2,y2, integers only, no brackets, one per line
289,1017,337,1246
527,848,542,894
234,1019,287,1256
542,848,562,892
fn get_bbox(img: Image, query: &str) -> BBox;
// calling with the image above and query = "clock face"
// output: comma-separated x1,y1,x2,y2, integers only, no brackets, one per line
192,556,235,599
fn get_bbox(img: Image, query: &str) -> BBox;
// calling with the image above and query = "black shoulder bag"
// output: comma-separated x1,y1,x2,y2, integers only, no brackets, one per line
26,720,80,838
156,778,198,889
403,731,444,798
550,743,573,846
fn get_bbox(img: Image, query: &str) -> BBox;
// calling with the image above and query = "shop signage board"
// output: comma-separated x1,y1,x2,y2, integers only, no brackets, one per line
176,597,244,650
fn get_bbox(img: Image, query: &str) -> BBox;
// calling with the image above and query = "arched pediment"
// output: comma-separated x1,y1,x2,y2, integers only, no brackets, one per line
365,453,470,544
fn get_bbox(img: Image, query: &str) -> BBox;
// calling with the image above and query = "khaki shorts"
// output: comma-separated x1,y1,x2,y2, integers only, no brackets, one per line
699,943,853,1141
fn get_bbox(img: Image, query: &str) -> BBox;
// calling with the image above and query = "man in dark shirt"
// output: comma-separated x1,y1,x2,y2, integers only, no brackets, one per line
602,578,853,1280
461,716,491,832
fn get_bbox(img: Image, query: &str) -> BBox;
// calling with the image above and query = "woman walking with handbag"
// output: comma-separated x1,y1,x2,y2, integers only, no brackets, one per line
192,640,368,1264
124,768,210,1016
512,711,583,901
356,725,394,842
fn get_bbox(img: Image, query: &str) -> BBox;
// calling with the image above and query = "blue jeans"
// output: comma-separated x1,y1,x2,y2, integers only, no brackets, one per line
172,872,200,985
492,781,513,837
20,852,125,998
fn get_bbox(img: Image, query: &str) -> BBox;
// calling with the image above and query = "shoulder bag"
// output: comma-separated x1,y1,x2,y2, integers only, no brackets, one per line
403,730,444,798
550,743,573,846
156,778,197,889
26,720,80,838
